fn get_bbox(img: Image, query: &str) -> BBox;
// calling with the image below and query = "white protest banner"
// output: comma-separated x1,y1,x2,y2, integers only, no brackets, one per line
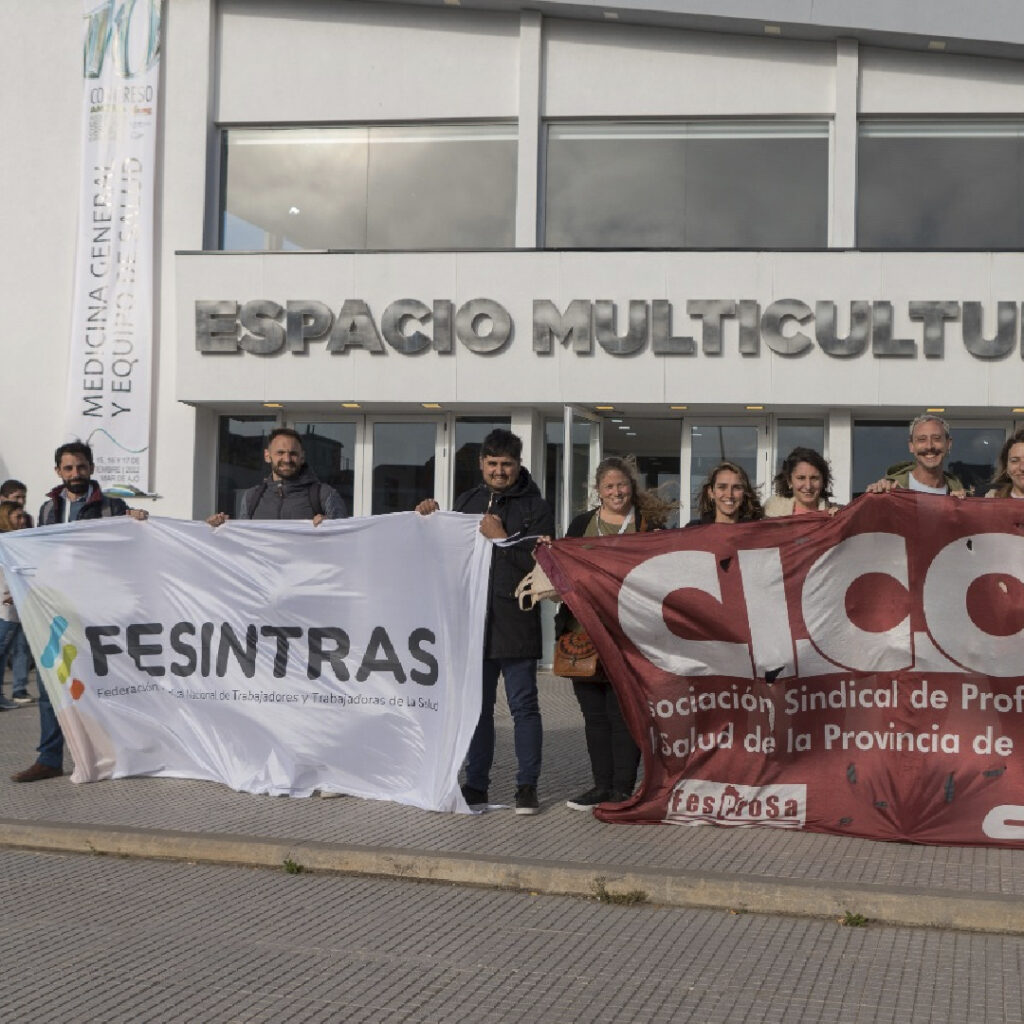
0,513,489,812
66,0,162,488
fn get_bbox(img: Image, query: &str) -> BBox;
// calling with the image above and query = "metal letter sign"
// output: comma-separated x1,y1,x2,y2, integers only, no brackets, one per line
196,296,1024,361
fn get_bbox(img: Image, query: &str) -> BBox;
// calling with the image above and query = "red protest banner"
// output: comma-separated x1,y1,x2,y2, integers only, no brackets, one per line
536,491,1024,846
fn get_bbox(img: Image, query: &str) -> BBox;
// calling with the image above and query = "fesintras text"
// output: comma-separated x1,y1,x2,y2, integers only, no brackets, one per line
84,622,438,685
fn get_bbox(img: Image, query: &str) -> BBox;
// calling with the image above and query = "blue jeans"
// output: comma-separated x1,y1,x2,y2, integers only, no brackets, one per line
36,679,64,770
0,620,30,696
465,658,542,791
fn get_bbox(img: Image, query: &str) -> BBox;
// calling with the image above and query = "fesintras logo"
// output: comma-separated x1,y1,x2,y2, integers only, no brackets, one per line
665,779,806,829
40,616,85,701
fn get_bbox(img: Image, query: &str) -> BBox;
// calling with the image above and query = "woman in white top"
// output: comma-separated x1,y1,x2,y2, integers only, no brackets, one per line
986,428,1024,499
764,447,840,517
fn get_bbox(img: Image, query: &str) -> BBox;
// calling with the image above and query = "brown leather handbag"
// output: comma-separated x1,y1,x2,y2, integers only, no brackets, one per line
553,628,600,679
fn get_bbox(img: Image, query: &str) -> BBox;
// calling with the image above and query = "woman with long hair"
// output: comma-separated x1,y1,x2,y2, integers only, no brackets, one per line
696,461,764,524
986,428,1024,498
557,455,675,810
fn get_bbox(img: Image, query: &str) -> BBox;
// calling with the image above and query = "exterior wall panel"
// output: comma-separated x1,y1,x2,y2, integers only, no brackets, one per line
217,0,520,123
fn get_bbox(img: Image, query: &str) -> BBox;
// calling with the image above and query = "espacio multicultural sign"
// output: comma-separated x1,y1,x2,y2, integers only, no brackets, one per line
195,297,1024,360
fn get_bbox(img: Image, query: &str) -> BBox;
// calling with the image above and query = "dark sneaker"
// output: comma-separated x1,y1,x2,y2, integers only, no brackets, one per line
461,785,489,808
0,696,17,710
515,784,540,815
608,789,635,803
11,693,35,705
566,786,611,811
11,762,64,783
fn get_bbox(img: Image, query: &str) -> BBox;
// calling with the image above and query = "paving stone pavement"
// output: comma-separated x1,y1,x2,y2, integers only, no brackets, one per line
2,673,1024,934
3,847,1023,1024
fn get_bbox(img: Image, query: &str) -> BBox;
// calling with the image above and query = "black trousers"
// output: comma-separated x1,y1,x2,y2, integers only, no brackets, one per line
571,679,640,792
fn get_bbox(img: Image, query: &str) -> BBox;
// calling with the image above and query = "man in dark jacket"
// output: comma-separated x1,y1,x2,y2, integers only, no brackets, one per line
207,427,347,526
416,429,554,815
12,441,148,783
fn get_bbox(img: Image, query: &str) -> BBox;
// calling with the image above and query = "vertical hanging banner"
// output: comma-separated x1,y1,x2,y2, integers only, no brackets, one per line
0,513,489,812
537,493,1024,848
66,0,162,489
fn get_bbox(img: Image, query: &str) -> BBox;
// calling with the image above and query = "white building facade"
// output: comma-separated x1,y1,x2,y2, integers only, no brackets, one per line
4,0,1024,526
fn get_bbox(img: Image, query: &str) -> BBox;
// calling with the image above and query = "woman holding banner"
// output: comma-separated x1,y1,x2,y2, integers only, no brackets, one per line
695,462,764,524
764,447,839,517
986,428,1024,499
554,456,675,811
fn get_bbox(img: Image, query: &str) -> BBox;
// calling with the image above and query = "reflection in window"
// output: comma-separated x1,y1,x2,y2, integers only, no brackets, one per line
453,416,512,500
689,424,759,513
853,421,1006,496
372,423,436,516
221,124,517,251
775,420,826,475
949,427,1005,496
604,418,681,528
545,121,828,248
216,416,276,518
852,421,910,497
858,122,1024,248
545,419,564,536
294,422,356,515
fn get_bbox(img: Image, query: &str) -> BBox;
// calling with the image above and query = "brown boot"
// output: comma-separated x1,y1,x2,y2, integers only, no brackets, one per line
11,762,63,783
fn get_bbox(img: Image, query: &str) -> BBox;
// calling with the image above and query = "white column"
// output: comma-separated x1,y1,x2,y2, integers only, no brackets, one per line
828,408,854,504
515,10,542,249
157,0,217,518
829,38,859,249
511,408,545,481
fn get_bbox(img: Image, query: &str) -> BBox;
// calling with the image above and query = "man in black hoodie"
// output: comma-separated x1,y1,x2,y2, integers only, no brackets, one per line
416,429,554,815
207,427,347,526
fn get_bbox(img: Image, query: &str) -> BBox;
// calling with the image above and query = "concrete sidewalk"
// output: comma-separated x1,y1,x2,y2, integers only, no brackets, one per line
1,674,1022,935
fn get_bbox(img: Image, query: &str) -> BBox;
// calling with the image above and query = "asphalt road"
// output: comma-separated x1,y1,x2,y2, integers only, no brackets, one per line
3,848,1022,1024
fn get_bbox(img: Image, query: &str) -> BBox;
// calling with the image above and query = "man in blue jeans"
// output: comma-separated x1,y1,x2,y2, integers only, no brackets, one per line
416,429,554,815
10,441,148,783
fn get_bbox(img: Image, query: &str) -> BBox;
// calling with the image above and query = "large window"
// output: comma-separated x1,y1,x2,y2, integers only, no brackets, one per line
293,422,356,516
371,422,437,516
688,423,760,513
544,120,829,249
221,124,517,251
852,420,1005,496
215,415,276,518
453,416,511,499
858,121,1024,249
775,420,826,475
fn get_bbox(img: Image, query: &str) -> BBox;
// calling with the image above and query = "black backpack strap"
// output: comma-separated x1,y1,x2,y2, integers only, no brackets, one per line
244,480,269,519
309,482,324,518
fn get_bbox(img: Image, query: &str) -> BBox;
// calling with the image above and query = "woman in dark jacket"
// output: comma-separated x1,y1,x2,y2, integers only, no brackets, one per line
557,456,675,810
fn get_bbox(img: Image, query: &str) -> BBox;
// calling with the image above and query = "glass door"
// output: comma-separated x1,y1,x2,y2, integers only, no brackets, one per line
291,420,361,517
562,406,602,530
363,416,448,516
682,417,768,522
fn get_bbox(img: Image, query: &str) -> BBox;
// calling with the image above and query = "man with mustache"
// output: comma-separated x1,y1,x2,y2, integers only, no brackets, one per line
866,414,966,496
11,441,148,783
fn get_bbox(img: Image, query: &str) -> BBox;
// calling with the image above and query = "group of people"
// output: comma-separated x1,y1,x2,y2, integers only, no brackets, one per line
4,428,347,784
3,414,1024,816
458,413,1024,816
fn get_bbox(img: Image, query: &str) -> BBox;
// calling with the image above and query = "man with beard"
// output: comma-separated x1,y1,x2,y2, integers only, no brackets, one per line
11,441,148,782
206,427,347,526
866,414,966,496
416,429,554,815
